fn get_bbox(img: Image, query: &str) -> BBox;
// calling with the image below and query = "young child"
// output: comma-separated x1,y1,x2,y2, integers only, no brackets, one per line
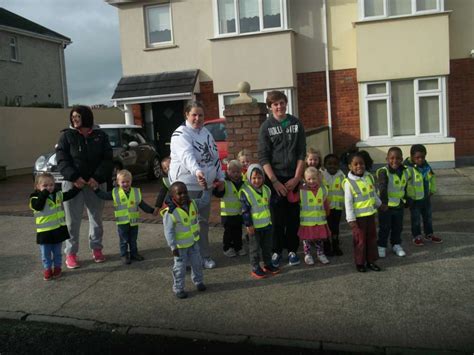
305,148,323,170
376,147,409,258
213,160,246,257
161,181,209,299
322,154,345,256
95,170,155,264
237,149,251,181
29,173,80,280
240,164,279,278
343,152,384,272
404,144,442,246
288,167,331,265
155,156,171,210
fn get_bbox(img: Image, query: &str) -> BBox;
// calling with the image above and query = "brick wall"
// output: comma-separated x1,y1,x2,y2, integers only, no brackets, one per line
197,81,220,119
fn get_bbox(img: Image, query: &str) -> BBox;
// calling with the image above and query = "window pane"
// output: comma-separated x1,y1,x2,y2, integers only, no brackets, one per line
252,91,264,103
263,0,281,29
239,0,259,33
147,5,171,44
388,0,411,16
367,83,386,95
368,100,388,136
224,94,239,105
10,46,17,61
218,0,236,34
364,0,384,17
419,79,438,91
392,80,415,136
417,0,437,11
419,96,440,133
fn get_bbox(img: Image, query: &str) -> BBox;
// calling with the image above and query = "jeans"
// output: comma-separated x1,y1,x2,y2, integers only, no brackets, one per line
172,243,203,293
188,190,211,258
39,243,62,269
117,224,139,257
248,228,272,269
410,198,434,238
378,207,404,247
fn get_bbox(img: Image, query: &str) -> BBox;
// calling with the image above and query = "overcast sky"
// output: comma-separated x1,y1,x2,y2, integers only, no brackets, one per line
0,0,122,106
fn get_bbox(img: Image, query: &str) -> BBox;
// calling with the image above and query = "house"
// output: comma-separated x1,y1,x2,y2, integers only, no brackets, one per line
106,0,473,167
0,7,71,108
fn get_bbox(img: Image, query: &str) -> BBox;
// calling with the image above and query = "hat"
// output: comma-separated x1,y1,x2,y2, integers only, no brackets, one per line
246,163,264,182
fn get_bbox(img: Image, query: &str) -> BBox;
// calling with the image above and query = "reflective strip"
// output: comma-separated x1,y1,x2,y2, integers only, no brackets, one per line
300,216,326,223
355,206,376,216
301,205,324,211
37,220,62,229
330,200,344,210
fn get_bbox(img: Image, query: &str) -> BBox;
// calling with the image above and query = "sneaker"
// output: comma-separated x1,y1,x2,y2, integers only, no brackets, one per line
392,244,406,257
271,253,281,268
196,283,207,291
52,267,62,278
43,269,53,281
413,236,424,246
251,266,267,279
304,254,315,265
65,254,80,269
263,265,281,275
317,253,330,265
424,234,443,244
130,253,145,261
176,290,188,299
367,262,381,272
223,248,237,257
202,257,216,269
92,249,106,263
288,252,300,266
121,255,131,265
378,246,386,258
237,248,247,256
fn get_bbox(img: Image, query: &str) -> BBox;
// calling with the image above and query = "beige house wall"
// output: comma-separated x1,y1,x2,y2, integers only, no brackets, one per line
356,13,450,82
446,0,474,59
0,107,124,175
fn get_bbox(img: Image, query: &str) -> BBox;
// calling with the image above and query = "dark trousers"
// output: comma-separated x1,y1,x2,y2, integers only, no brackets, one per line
249,228,272,269
327,209,342,236
378,207,404,247
117,224,138,257
410,198,434,238
351,215,378,265
222,215,243,252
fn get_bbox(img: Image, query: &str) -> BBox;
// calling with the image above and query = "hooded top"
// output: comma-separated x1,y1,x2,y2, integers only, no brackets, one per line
246,163,265,183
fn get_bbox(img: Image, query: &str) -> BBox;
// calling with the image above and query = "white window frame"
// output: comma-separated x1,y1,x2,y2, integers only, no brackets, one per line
144,3,174,47
9,36,19,61
213,0,288,38
362,77,447,141
359,0,444,21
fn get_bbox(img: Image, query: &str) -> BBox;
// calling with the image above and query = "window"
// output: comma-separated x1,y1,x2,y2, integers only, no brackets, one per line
145,4,173,46
359,0,443,20
363,77,446,140
215,0,287,36
10,37,18,61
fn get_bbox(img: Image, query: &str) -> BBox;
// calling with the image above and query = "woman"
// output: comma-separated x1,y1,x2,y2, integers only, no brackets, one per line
168,101,225,269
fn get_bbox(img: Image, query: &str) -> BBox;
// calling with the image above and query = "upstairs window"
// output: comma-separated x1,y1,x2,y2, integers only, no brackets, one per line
145,4,173,46
360,0,444,20
10,37,18,61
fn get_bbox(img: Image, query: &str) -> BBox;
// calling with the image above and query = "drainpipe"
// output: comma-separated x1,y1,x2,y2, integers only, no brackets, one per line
322,0,333,153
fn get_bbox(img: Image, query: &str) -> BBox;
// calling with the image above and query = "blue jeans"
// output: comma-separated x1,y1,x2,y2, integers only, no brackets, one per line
117,224,138,257
410,198,434,238
39,243,62,270
172,243,203,293
378,207,404,247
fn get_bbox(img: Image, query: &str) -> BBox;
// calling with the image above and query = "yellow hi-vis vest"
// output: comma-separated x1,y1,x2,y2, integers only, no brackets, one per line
299,186,327,226
30,192,66,233
240,184,271,229
112,187,142,226
406,166,436,201
220,180,242,216
344,175,377,218
376,167,408,207
161,201,199,249
325,175,344,210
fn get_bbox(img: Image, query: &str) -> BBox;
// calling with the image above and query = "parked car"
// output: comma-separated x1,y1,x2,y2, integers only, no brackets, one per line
33,124,161,185
204,118,228,171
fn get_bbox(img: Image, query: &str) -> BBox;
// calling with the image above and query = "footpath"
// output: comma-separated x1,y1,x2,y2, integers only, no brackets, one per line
0,168,473,354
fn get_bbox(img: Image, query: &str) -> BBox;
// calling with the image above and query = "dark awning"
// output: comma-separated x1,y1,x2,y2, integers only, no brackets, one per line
111,69,199,105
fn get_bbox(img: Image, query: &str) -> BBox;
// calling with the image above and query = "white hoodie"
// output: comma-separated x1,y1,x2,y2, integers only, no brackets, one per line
169,121,225,191
343,171,382,222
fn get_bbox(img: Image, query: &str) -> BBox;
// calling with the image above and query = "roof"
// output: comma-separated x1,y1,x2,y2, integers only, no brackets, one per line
111,69,200,104
0,7,71,43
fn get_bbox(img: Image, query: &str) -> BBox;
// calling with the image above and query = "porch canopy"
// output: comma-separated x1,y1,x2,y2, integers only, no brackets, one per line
111,69,199,105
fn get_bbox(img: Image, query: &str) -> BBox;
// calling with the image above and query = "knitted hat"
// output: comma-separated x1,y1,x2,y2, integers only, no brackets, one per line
246,163,264,181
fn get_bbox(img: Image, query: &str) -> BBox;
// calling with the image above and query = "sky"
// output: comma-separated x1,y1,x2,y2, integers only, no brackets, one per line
0,0,122,106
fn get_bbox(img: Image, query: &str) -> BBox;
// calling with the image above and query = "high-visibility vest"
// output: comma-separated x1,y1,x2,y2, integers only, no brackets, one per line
376,167,408,207
112,187,142,226
162,177,170,189
406,166,436,201
325,174,344,210
299,186,327,226
240,184,271,229
220,180,242,216
30,192,66,233
162,201,199,249
344,175,377,218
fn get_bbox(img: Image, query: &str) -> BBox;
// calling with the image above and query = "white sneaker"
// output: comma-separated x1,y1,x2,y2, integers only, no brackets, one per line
378,246,386,258
223,248,236,257
304,254,315,265
202,257,216,269
237,248,247,256
317,253,330,265
392,244,406,257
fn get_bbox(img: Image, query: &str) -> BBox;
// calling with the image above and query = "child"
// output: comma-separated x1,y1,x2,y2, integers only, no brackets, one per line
162,181,209,299
29,173,80,280
305,147,323,170
404,144,442,246
343,152,384,272
95,170,155,264
240,164,279,278
288,167,331,265
213,160,246,257
237,149,251,181
376,147,409,258
155,156,171,210
322,154,345,256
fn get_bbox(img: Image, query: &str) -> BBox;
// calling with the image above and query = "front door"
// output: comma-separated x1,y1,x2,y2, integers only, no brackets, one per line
152,101,185,158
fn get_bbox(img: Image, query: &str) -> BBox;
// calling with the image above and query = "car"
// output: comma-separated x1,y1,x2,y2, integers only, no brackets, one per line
204,118,228,171
33,124,161,185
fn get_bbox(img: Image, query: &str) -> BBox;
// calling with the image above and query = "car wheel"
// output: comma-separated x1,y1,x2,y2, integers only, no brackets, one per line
148,156,161,180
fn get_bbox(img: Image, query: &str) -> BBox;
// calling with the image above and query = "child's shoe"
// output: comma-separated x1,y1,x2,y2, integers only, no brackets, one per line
271,253,281,268
367,262,381,272
413,236,424,246
121,254,131,265
317,253,330,265
65,254,80,269
223,248,237,257
175,290,188,299
304,254,315,265
378,246,386,258
92,249,106,263
237,248,247,256
202,257,216,269
52,267,62,278
288,252,300,266
130,253,145,261
263,265,280,275
424,234,443,244
43,269,53,281
196,283,207,291
392,244,406,257
251,266,267,279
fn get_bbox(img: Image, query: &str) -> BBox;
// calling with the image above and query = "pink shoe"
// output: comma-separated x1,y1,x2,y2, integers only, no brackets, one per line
65,254,80,269
43,269,53,281
92,249,106,263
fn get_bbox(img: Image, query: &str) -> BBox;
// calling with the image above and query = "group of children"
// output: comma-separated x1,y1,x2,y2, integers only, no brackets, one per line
30,144,442,298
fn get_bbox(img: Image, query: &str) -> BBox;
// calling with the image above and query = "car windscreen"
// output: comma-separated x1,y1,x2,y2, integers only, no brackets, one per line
205,122,227,142
102,128,120,147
